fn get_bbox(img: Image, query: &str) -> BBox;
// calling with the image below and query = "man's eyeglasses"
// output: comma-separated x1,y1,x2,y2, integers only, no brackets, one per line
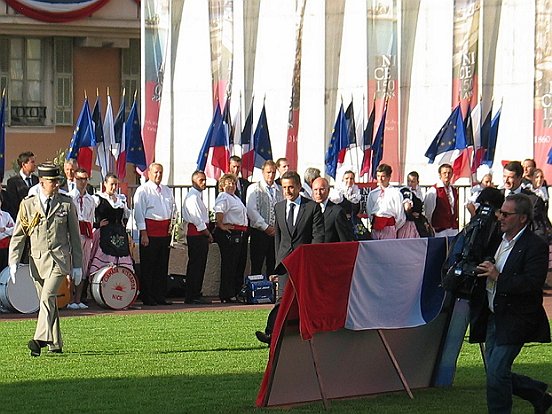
498,210,519,217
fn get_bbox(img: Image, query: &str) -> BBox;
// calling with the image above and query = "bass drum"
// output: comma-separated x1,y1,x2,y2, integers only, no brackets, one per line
56,277,71,309
91,265,139,310
0,265,39,314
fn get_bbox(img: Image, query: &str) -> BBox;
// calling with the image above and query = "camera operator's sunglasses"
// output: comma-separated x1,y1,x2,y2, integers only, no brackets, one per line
498,210,519,217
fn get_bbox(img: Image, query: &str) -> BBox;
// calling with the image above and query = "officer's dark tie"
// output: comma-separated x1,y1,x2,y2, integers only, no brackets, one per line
287,202,295,232
45,197,51,216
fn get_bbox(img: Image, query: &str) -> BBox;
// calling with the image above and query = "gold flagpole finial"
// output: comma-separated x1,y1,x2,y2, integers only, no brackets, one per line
96,88,99,97
107,86,110,96
84,89,87,100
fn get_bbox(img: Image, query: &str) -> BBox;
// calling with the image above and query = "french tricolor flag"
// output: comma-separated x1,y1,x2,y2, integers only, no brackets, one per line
281,238,447,340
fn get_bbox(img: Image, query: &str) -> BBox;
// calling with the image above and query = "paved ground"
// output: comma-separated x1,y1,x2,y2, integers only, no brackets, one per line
2,288,551,322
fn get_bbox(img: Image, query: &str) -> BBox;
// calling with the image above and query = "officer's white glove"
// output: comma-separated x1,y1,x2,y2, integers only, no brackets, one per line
72,268,83,286
9,264,17,284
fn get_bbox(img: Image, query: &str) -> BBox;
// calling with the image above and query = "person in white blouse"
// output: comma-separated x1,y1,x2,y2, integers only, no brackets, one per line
366,163,405,240
0,193,15,270
214,173,249,303
133,163,176,306
67,168,95,310
246,160,283,276
181,171,213,305
88,174,133,277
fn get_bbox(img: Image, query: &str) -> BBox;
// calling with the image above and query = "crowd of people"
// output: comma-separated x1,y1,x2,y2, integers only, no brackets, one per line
4,150,552,413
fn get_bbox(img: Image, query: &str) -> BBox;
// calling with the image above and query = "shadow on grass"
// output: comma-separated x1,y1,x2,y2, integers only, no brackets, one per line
65,345,268,357
1,364,550,413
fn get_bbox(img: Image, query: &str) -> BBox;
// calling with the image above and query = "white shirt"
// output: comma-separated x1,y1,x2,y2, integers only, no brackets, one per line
214,192,248,226
424,180,456,223
286,196,302,226
182,187,209,232
366,185,406,229
0,211,15,240
246,179,283,231
133,180,175,231
69,189,95,223
487,226,527,312
94,192,130,219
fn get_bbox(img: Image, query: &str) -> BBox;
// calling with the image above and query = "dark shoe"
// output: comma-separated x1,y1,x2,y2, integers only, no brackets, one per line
142,300,157,306
28,340,43,357
156,300,173,306
255,331,271,345
48,349,63,354
534,392,552,414
220,297,237,304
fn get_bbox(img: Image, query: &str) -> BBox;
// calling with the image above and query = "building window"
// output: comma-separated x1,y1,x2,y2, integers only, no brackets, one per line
0,36,72,127
54,38,73,125
122,38,140,107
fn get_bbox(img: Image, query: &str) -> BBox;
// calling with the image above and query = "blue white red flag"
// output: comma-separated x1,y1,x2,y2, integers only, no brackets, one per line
280,238,446,339
196,102,230,178
325,103,349,179
240,102,254,178
67,98,95,174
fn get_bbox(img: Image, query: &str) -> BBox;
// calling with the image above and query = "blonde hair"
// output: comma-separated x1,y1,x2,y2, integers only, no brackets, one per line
218,173,237,192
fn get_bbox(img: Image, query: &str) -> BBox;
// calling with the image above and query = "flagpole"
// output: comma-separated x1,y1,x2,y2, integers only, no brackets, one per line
360,94,365,183
347,94,355,173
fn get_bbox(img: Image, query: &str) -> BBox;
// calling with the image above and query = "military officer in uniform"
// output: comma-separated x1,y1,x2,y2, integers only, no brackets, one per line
9,163,83,356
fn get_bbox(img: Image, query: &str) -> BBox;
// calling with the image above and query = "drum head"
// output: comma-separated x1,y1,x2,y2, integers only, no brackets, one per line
0,265,39,314
92,266,138,310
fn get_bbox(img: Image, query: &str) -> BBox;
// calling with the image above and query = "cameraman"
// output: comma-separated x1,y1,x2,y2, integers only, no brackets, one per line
470,193,551,413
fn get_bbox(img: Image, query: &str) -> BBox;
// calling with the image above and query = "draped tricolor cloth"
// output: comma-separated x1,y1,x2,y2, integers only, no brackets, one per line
5,0,112,22
256,237,448,406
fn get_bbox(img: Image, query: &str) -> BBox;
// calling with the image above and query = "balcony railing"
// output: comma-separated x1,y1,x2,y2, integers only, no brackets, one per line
10,106,47,126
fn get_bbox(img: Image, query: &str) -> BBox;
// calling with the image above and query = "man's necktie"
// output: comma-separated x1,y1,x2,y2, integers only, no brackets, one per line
45,198,51,216
268,186,274,198
157,186,162,194
26,177,32,187
287,203,295,231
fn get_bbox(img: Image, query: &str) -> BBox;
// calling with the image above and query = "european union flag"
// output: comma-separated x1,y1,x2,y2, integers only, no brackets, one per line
325,103,349,179
253,104,272,168
424,104,466,164
125,99,147,171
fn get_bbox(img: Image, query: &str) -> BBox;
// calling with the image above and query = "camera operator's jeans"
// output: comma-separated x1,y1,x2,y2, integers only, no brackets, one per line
485,315,547,413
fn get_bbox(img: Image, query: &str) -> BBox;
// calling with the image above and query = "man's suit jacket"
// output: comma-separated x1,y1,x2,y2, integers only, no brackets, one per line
6,174,39,219
323,201,354,243
9,192,83,278
274,196,325,270
469,229,551,345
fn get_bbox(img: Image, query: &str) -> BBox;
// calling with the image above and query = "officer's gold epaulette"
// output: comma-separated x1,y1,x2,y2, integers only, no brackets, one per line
23,195,36,200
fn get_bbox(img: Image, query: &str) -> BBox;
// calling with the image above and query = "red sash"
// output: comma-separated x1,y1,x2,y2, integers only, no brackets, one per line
0,237,10,249
187,223,208,236
372,216,396,231
145,218,171,237
79,221,93,239
232,225,248,232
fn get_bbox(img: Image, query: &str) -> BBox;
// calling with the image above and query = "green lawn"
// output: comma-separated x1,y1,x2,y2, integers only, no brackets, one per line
0,310,550,413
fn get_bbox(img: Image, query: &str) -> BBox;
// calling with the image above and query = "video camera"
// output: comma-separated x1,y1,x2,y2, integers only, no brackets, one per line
442,204,499,299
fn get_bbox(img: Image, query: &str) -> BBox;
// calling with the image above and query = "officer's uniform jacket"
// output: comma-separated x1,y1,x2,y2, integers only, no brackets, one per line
9,192,82,278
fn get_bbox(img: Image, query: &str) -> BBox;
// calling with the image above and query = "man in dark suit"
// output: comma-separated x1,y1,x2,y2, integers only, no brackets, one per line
471,193,551,413
6,151,38,220
312,177,353,242
255,170,324,344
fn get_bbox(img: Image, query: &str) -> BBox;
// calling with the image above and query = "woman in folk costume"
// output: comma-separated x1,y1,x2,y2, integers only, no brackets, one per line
88,173,133,275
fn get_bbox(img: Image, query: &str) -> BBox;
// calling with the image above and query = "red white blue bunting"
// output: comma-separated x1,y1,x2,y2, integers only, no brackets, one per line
5,0,112,23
